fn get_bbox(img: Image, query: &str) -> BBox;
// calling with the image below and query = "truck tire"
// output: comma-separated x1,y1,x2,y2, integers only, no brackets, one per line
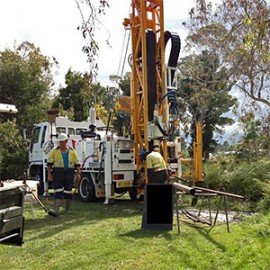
78,175,96,202
128,187,144,201
37,175,44,196
129,174,144,201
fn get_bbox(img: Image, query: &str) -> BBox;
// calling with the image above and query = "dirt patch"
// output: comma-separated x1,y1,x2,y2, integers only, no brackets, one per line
178,207,250,224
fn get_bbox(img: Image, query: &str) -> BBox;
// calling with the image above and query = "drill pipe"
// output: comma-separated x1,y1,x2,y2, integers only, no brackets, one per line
194,186,244,199
173,182,196,196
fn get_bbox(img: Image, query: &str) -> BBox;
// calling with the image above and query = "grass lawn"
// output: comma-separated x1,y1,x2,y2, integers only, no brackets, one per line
1,195,270,270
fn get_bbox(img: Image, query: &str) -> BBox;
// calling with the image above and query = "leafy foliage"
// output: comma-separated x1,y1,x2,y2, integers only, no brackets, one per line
0,42,54,127
205,155,270,211
95,103,112,126
75,0,109,79
0,42,55,177
52,69,122,127
0,120,28,179
178,51,237,158
53,69,92,121
184,0,270,108
235,112,267,160
112,73,132,136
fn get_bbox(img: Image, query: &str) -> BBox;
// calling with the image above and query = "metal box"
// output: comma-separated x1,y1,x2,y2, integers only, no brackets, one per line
0,185,24,246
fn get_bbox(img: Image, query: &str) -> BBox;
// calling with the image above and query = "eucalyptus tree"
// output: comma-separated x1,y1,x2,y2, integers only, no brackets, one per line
75,0,109,80
184,0,270,108
232,108,270,159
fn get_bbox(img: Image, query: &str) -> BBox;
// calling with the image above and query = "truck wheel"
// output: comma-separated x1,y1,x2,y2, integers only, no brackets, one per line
37,178,44,196
78,175,96,202
128,187,144,201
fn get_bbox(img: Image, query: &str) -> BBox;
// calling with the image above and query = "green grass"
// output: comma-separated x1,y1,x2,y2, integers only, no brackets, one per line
1,196,270,270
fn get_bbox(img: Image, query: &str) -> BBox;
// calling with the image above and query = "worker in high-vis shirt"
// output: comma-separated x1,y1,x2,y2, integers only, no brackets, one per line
141,145,168,184
47,133,81,216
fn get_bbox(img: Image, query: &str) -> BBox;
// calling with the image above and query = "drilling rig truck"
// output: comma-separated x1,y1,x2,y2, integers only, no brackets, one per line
28,0,202,203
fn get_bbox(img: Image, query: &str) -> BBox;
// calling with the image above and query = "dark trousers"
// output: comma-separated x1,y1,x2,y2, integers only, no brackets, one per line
148,170,168,184
52,168,74,200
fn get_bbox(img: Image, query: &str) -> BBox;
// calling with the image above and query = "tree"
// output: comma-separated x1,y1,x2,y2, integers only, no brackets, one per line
0,41,54,128
178,50,237,159
118,72,131,96
233,107,270,159
112,73,132,135
260,110,270,157
184,0,270,108
52,69,119,125
0,120,28,179
0,42,56,178
53,69,92,121
235,112,264,160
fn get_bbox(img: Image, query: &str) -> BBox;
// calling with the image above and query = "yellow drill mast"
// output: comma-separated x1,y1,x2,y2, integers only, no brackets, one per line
123,0,167,173
123,1,203,187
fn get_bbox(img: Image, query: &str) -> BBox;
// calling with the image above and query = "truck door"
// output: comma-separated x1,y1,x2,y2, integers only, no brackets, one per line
29,124,47,163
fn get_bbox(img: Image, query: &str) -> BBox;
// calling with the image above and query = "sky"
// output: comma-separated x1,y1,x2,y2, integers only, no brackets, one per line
0,0,196,87
0,0,239,143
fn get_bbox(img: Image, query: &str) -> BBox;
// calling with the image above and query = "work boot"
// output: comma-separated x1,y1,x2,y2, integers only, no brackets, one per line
65,199,72,214
53,199,62,216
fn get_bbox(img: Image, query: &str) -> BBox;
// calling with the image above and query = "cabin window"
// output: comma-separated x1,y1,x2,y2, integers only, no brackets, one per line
41,126,47,147
56,127,66,134
32,126,41,144
29,126,41,152
68,128,75,135
76,128,87,135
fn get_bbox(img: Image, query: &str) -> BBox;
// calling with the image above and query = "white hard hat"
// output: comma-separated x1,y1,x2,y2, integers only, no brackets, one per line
153,145,159,151
57,133,68,142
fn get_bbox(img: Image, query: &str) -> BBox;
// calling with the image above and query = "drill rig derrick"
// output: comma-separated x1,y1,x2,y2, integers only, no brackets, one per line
123,0,181,184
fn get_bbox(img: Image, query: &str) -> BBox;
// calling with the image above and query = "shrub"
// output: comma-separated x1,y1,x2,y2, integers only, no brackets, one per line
256,186,270,213
204,162,227,190
0,120,28,179
204,156,270,211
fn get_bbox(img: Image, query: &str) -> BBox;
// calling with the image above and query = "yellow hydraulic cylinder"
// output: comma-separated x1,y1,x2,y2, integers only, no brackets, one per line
193,122,203,182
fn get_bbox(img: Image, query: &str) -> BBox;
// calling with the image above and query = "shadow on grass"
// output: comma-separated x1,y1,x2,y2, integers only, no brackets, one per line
119,227,174,240
181,220,227,251
24,196,145,241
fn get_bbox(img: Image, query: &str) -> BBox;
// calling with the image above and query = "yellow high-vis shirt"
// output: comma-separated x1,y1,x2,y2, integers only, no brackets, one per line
47,146,79,168
146,151,167,172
